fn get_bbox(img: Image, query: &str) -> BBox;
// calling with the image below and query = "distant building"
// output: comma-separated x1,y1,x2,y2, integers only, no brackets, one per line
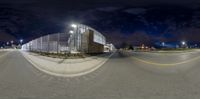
104,43,115,52
154,42,178,49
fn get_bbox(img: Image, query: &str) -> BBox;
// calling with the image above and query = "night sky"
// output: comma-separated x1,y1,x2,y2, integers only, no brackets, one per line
0,0,200,47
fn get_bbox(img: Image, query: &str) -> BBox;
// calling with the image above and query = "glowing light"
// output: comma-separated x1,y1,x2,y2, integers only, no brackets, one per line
141,44,145,49
69,30,74,34
182,41,186,45
162,42,165,46
11,40,14,44
6,42,9,45
71,24,77,28
20,39,23,43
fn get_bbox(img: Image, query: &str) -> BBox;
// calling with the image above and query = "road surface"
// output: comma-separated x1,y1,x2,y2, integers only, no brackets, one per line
1,50,200,99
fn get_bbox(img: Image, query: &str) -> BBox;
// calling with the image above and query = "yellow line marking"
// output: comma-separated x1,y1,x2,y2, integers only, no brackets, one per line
131,55,200,66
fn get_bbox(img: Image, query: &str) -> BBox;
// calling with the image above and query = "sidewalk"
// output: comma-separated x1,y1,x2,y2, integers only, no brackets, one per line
21,51,115,77
0,49,15,52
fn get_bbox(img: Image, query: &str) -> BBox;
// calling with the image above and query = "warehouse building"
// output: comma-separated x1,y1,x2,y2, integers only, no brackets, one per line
22,23,108,54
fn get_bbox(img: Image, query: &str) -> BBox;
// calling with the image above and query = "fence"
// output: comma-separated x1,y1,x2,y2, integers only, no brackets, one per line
22,33,70,53
22,23,110,54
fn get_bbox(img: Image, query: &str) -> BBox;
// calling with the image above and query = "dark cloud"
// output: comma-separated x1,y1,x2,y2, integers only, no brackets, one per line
96,7,121,12
124,8,147,15
0,31,16,41
1,0,200,8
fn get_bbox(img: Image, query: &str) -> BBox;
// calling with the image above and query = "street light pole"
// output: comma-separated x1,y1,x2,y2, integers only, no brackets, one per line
182,41,186,45
11,40,14,44
11,40,14,48
71,24,78,53
181,41,186,48
20,39,23,45
162,42,165,47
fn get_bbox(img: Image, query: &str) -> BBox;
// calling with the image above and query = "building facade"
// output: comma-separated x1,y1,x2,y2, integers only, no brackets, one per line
22,23,107,54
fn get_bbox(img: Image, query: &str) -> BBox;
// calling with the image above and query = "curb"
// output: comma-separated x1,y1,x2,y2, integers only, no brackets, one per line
21,51,115,77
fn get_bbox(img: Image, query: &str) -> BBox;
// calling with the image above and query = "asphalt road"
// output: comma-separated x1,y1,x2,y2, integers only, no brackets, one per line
1,50,200,99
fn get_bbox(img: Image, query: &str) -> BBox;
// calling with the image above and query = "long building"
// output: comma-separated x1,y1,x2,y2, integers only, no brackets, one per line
22,23,109,54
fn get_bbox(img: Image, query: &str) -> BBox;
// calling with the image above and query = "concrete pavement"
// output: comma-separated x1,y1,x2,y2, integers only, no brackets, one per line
1,50,200,98
21,51,114,77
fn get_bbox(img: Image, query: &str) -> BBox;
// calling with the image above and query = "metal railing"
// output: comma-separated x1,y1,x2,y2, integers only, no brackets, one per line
22,33,70,53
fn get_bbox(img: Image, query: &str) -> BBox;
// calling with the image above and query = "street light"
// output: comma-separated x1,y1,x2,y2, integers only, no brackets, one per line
71,24,77,28
20,39,23,43
69,30,74,34
182,41,186,45
11,40,14,44
6,42,9,45
70,23,78,52
162,42,165,46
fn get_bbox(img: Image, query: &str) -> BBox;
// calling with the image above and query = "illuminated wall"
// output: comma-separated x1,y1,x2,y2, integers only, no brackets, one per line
22,23,107,54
